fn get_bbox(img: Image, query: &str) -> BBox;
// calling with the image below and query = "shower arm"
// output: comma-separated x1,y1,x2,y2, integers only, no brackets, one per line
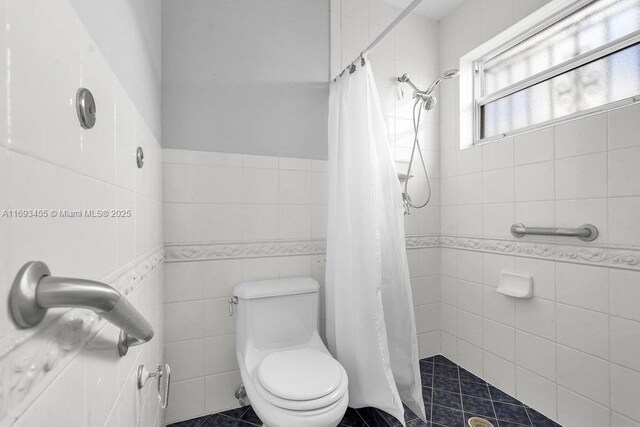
399,69,460,99
9,261,154,357
398,74,429,99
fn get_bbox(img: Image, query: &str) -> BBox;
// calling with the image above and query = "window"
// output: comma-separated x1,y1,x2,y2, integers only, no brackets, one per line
464,0,640,144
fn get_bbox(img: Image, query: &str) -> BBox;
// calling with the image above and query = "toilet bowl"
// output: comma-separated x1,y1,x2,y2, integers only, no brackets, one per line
234,277,349,427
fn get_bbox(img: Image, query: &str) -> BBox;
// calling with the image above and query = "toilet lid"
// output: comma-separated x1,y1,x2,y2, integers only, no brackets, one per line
258,348,342,401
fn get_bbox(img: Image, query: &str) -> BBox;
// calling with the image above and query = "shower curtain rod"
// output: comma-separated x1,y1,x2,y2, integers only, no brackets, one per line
333,0,425,80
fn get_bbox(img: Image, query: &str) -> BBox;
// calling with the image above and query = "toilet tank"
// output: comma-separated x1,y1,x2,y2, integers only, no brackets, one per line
234,277,320,352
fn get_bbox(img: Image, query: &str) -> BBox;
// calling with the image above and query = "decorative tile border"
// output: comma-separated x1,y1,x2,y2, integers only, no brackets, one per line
0,248,164,425
439,235,640,271
164,236,443,263
165,235,640,271
164,239,328,262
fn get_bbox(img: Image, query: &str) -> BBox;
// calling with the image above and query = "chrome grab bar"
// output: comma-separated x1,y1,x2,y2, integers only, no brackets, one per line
510,223,598,242
9,261,154,357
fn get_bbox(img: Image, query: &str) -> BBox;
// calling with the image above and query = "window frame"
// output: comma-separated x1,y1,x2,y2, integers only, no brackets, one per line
459,0,640,148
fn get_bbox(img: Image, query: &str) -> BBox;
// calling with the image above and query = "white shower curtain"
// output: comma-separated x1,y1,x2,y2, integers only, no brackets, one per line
325,57,426,426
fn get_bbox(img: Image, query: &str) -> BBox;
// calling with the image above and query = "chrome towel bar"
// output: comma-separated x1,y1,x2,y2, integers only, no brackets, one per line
510,223,598,241
9,261,154,357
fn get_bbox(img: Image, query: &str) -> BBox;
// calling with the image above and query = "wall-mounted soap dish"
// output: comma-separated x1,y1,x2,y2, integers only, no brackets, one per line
497,271,533,298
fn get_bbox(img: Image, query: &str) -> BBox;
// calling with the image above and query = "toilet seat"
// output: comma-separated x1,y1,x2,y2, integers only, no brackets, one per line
255,348,348,411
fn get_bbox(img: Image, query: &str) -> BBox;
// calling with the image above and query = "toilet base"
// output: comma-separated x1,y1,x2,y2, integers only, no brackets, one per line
239,364,349,427
250,391,348,427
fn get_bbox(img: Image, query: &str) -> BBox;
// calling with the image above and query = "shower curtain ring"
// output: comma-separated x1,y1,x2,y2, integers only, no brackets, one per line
360,53,366,66
349,63,356,74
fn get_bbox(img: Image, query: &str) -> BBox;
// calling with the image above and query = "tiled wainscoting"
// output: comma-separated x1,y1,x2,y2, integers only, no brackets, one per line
330,0,442,238
167,355,559,427
0,0,164,424
161,149,442,424
163,144,640,426
436,0,640,424
439,242,640,427
165,229,640,426
4,250,165,426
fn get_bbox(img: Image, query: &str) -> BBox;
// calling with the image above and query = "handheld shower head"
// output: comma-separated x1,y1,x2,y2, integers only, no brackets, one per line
396,68,459,214
424,68,460,95
397,69,460,99
442,68,460,79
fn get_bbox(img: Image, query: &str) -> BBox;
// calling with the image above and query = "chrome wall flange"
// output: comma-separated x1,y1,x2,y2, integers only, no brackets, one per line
118,329,145,357
578,224,598,242
136,146,144,168
510,223,526,238
76,88,97,129
9,261,50,328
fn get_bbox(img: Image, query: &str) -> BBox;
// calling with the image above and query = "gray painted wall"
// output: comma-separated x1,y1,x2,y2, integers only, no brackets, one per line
161,0,330,159
70,0,162,140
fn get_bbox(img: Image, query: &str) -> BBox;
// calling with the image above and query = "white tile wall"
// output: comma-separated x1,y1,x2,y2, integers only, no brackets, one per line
438,0,640,425
332,0,441,238
0,0,164,425
162,3,444,423
162,146,442,423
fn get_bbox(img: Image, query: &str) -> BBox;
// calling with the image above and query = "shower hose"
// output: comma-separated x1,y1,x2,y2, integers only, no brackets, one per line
402,96,433,215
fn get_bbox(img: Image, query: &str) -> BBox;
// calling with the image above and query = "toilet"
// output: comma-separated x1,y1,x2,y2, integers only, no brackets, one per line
234,277,349,427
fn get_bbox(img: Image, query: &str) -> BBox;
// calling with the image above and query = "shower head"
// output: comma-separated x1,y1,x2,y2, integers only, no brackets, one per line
424,68,460,95
397,69,460,101
422,95,437,111
442,69,460,79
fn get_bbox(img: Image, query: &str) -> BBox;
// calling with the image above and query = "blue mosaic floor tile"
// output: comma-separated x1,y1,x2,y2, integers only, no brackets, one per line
433,376,462,393
525,407,560,427
174,357,559,427
433,356,457,367
404,404,420,421
423,386,434,407
465,414,498,427
459,368,485,385
374,408,403,427
420,358,435,374
434,364,459,380
460,380,491,400
199,414,254,427
461,395,495,419
496,421,531,427
339,407,367,426
356,407,395,427
492,402,531,426
432,405,465,427
219,406,249,419
238,406,261,425
407,418,430,427
421,372,434,388
432,389,463,410
167,415,212,427
488,386,521,406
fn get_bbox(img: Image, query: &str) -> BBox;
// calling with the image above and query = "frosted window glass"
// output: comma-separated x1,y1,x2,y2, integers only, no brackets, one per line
483,0,640,95
481,42,640,138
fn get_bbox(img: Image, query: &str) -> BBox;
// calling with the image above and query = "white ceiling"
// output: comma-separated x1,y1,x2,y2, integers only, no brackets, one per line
380,0,467,20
